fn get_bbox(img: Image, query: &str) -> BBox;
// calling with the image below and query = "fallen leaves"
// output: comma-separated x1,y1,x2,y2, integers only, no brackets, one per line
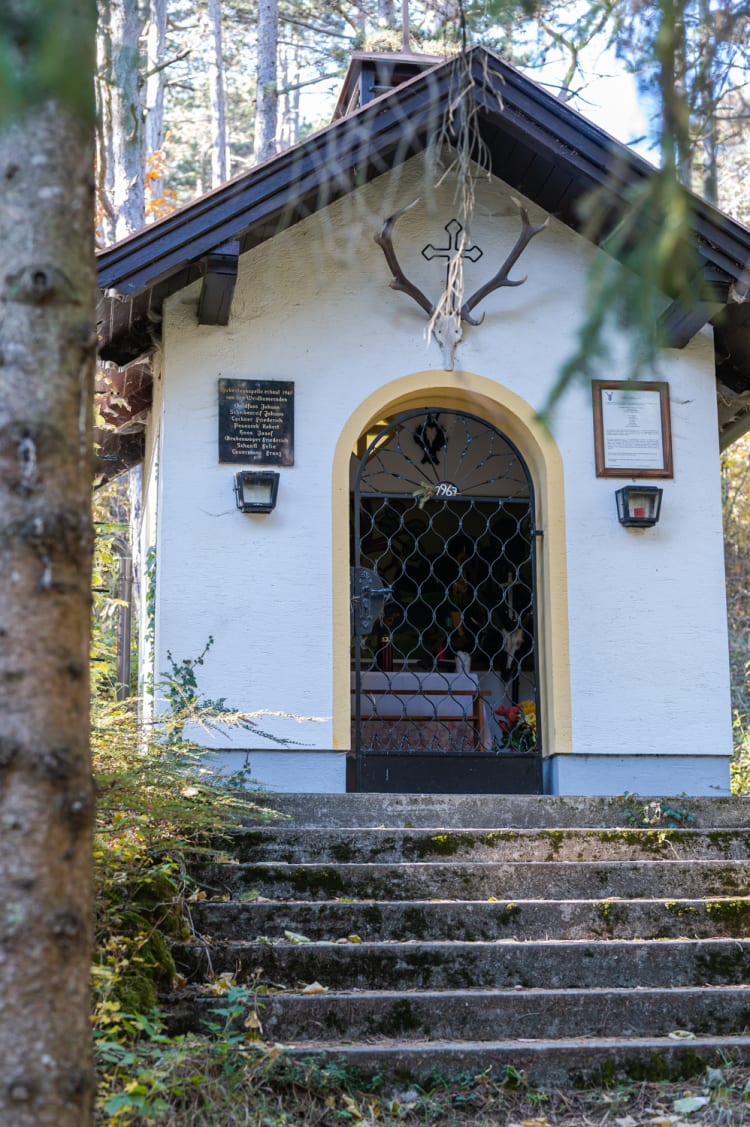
204,971,236,994
301,980,328,994
672,1095,710,1115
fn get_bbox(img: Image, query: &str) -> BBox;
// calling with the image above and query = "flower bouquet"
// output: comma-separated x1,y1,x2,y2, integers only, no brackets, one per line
495,700,536,753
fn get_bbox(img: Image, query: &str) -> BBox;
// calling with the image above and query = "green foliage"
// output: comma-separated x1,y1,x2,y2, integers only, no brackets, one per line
730,709,750,796
525,0,745,412
0,0,97,121
93,997,282,1125
545,168,700,413
92,479,132,700
91,637,287,1122
620,792,696,828
144,545,156,653
162,637,218,714
722,436,750,784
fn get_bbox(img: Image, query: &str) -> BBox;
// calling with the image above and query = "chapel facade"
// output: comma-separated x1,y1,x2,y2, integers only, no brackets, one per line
96,48,750,796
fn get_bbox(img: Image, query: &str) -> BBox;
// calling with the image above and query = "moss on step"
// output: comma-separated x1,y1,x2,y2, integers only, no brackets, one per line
401,906,428,939
663,901,698,917
289,867,346,897
578,1050,708,1089
497,902,522,926
705,899,750,924
541,829,568,857
594,900,628,934
105,909,177,1012
376,998,423,1038
330,841,358,864
695,947,748,981
484,831,517,845
407,833,474,859
406,830,523,859
360,904,383,929
599,829,679,855
706,831,743,855
627,1050,708,1082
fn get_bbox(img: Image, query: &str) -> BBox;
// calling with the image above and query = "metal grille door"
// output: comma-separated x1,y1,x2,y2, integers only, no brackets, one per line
351,408,541,792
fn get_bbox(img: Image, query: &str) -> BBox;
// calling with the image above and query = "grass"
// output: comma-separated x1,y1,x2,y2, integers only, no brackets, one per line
93,1039,750,1126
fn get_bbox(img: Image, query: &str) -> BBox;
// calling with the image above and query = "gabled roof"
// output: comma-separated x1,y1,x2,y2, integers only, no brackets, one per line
96,44,750,459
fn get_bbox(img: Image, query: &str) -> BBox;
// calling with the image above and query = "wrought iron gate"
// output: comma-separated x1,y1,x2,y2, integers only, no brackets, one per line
351,408,542,794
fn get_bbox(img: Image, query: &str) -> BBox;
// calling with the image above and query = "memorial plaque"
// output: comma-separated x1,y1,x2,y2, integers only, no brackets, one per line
218,378,294,465
592,380,673,478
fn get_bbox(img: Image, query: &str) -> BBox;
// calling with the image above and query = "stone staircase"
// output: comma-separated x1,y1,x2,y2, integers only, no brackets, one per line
168,794,750,1087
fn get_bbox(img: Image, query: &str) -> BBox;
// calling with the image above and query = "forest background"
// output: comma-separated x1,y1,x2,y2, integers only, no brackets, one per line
3,1,750,1123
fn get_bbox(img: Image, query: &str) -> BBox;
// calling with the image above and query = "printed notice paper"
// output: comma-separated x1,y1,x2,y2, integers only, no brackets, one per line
592,381,672,477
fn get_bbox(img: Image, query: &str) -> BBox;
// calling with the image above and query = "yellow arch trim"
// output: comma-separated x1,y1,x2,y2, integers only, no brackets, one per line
332,370,572,769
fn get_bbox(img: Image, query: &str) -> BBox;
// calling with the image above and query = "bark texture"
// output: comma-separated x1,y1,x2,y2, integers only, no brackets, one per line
207,0,229,186
0,42,97,1127
255,0,279,164
97,0,147,242
145,0,168,192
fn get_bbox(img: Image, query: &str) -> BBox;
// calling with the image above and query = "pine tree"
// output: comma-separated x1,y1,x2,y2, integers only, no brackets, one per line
0,1,98,1123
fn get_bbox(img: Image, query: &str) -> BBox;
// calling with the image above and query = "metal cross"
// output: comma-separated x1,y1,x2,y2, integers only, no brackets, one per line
421,218,483,288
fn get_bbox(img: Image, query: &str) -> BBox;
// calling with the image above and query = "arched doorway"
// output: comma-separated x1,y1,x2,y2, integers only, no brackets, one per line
351,406,542,793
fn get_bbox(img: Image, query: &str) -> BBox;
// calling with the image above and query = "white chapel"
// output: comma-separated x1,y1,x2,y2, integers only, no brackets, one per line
96,48,750,796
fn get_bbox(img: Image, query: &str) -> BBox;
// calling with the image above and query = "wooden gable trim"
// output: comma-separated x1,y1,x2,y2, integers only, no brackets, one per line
97,56,448,299
198,240,240,326
94,44,750,443
98,46,750,314
658,299,726,350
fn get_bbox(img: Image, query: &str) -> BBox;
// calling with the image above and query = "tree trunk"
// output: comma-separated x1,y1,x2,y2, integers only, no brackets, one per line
695,0,719,204
379,0,397,25
207,0,229,185
255,0,278,164
95,11,117,246
278,41,300,151
145,0,168,203
0,6,97,1127
97,0,147,242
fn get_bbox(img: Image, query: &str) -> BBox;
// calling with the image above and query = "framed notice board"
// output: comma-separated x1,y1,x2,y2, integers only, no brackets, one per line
592,380,673,478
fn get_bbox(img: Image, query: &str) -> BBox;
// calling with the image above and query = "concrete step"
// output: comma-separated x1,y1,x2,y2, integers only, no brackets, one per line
219,825,750,863
175,937,750,991
189,896,750,942
275,1035,750,1087
166,985,750,1042
170,794,750,1084
193,858,750,901
251,793,750,829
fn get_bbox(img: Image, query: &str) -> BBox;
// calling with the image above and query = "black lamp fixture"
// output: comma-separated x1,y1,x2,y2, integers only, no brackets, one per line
615,484,663,528
234,470,280,513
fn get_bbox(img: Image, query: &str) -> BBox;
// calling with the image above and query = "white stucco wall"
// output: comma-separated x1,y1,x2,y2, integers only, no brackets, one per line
150,155,732,791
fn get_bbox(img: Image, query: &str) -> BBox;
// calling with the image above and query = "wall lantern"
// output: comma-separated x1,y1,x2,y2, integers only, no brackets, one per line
615,485,663,528
234,470,280,514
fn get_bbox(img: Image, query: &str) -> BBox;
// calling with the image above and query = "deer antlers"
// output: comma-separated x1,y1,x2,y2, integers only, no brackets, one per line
374,200,434,318
461,199,549,325
375,197,548,342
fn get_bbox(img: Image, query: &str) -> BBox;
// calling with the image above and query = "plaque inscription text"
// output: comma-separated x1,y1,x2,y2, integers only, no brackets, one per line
218,378,294,466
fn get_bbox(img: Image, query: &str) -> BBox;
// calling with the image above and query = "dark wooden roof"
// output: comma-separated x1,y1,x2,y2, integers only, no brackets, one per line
331,50,445,121
96,45,750,469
